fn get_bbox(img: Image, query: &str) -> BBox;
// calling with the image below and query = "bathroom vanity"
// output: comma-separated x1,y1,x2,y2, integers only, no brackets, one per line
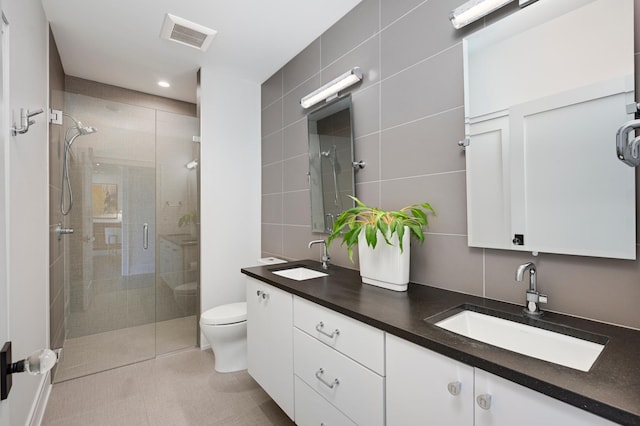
241,260,640,426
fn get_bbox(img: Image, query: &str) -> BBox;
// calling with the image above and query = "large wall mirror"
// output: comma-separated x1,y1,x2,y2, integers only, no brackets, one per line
464,0,636,259
308,95,356,233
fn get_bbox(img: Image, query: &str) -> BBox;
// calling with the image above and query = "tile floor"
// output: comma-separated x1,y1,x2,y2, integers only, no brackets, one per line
54,316,197,382
43,348,295,426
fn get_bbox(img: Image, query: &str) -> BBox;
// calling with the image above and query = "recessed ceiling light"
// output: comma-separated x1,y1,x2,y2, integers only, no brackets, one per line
158,81,170,88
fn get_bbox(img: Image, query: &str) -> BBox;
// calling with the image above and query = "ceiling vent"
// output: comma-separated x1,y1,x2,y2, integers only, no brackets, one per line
160,13,217,52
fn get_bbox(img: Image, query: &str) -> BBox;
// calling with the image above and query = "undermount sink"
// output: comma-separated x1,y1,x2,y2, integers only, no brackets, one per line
271,267,328,281
430,305,607,372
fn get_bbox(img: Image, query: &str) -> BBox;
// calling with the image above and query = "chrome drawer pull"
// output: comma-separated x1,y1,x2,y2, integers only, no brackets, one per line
315,368,339,389
315,321,340,339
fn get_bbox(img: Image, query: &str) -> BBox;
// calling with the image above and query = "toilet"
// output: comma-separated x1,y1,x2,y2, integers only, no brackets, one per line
200,302,248,372
199,257,286,373
173,281,197,314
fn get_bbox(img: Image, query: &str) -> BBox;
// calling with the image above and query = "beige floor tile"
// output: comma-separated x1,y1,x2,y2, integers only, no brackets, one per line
43,349,292,426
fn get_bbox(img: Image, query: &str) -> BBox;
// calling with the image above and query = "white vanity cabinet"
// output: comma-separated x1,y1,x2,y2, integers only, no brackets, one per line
386,334,474,425
386,334,617,426
293,296,385,426
245,277,294,420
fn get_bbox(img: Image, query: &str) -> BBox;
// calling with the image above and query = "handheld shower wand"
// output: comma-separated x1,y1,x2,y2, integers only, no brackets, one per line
60,113,98,216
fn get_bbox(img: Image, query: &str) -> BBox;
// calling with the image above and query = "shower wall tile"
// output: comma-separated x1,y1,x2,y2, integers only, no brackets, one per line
380,107,465,179
381,0,461,79
262,130,283,165
65,76,196,117
381,44,463,130
283,119,308,159
262,69,283,109
321,0,380,67
283,38,321,94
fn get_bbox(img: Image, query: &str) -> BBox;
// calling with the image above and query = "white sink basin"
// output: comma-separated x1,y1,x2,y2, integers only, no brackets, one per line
271,267,328,281
434,309,605,372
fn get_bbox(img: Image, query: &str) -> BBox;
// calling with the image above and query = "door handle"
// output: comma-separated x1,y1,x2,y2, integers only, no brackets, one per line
143,223,149,250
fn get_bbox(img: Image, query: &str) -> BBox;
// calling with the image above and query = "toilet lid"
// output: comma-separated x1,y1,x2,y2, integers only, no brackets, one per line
200,302,247,325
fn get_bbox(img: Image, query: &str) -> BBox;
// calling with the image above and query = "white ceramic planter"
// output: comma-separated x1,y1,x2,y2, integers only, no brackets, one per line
358,227,410,292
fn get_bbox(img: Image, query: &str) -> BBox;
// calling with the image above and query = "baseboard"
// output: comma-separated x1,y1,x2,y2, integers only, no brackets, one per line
28,372,51,426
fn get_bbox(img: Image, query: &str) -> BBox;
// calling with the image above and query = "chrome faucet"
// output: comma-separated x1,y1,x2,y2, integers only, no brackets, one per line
515,262,547,316
308,239,330,270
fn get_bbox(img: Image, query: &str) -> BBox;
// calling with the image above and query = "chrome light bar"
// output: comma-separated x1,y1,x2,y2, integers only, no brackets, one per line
300,67,362,109
449,0,515,29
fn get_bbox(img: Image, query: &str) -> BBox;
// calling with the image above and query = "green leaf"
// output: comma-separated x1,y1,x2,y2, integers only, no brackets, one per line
396,224,405,253
365,224,378,248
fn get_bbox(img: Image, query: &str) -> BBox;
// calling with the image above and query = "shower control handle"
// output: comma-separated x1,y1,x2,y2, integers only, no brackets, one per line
143,223,149,250
55,223,74,240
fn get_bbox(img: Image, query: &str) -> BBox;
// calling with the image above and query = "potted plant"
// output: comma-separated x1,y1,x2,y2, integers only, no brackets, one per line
327,196,435,291
178,210,198,237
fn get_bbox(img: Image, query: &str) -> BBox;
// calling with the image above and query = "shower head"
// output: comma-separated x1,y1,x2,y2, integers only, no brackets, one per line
78,126,97,135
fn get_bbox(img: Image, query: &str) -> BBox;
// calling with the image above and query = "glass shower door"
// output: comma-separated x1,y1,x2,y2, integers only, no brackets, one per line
54,93,157,381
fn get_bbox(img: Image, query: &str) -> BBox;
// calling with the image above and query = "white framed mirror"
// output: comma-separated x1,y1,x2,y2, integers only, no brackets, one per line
463,0,636,259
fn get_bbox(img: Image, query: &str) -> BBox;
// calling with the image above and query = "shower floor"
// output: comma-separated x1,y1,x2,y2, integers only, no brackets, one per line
54,315,197,383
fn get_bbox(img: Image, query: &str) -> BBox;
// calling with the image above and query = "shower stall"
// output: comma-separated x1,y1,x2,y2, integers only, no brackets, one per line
50,90,199,382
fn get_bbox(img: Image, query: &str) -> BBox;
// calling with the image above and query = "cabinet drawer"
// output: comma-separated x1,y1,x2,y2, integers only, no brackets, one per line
294,328,384,426
293,296,384,374
294,376,357,426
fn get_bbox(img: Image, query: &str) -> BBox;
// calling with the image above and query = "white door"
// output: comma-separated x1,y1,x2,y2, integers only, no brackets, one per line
0,7,9,424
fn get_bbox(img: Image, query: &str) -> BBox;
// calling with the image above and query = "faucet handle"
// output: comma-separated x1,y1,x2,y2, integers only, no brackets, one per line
538,294,548,304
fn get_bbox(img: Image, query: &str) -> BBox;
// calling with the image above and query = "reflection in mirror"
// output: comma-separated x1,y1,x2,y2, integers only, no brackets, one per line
308,95,356,233
463,0,635,259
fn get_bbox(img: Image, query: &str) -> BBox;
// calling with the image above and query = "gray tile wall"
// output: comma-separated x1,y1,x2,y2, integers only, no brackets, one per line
261,0,640,329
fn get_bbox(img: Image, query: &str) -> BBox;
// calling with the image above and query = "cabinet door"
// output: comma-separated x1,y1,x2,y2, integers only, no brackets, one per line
246,277,294,419
474,369,617,426
386,334,474,426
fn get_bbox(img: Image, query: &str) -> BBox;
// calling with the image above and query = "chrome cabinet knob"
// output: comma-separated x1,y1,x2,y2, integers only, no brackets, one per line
476,394,492,410
447,381,462,396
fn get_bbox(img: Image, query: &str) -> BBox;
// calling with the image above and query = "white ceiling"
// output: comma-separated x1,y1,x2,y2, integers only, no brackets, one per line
42,0,361,104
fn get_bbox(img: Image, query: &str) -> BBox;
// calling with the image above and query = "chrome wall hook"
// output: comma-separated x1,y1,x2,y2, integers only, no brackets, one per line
11,107,44,136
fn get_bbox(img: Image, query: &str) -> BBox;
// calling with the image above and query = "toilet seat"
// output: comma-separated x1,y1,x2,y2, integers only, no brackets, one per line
201,302,247,325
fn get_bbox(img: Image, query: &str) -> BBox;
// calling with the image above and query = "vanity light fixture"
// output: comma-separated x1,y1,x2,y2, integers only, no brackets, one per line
449,0,515,29
300,67,363,109
158,80,171,88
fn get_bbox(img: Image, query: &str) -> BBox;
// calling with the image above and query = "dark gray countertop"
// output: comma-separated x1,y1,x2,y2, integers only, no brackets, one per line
241,259,640,425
